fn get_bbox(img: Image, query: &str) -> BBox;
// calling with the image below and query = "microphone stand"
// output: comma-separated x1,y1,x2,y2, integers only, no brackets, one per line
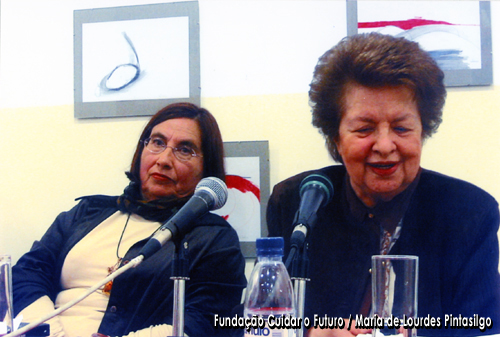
171,240,190,337
286,241,310,337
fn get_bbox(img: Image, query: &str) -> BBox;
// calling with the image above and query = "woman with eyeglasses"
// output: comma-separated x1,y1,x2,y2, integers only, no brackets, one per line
12,103,247,337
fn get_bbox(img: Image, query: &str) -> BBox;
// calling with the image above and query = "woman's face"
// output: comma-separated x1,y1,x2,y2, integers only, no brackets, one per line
336,83,423,207
140,118,204,201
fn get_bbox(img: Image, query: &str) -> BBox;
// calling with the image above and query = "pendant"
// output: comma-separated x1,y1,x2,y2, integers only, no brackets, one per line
102,258,122,296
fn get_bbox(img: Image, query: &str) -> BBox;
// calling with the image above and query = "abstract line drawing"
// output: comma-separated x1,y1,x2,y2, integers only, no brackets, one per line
213,158,261,243
358,17,481,70
211,141,269,257
74,2,201,118
347,1,492,87
82,16,190,103
99,32,141,92
219,174,261,227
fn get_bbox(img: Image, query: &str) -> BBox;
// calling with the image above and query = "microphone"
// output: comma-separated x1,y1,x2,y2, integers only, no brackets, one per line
289,173,334,249
138,177,228,259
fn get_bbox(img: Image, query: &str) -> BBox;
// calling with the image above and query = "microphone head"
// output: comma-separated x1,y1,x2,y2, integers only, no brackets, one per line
299,173,334,206
195,177,228,210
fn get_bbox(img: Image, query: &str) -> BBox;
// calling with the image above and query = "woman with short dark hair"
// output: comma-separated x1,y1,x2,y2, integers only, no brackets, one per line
309,32,446,163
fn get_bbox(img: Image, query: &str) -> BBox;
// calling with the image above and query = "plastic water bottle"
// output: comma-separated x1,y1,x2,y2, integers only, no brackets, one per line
244,237,296,337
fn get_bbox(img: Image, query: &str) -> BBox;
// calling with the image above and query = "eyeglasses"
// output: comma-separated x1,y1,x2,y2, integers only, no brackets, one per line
143,137,203,162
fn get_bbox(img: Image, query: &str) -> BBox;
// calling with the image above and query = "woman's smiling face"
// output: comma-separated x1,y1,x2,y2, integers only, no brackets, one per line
336,83,423,207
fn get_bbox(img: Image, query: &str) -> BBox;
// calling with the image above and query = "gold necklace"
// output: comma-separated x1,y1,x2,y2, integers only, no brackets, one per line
102,213,131,296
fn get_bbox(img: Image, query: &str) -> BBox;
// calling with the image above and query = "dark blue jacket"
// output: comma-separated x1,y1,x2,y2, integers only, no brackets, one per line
267,166,500,336
13,195,247,337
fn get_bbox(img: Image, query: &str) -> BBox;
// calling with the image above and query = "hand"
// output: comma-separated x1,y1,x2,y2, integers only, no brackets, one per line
307,318,372,337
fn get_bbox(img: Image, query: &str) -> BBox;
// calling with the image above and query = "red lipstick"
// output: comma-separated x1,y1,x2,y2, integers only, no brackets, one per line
367,162,399,176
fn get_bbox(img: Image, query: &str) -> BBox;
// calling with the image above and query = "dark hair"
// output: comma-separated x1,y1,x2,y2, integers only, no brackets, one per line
128,102,225,183
309,32,447,163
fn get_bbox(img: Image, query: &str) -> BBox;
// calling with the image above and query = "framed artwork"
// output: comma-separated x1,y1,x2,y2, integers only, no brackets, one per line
347,1,492,87
212,141,270,258
74,1,200,118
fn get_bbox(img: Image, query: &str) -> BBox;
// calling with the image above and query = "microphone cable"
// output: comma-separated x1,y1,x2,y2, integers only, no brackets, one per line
6,177,228,337
4,255,144,337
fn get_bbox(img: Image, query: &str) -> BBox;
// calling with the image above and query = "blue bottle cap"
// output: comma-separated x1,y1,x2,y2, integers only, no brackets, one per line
256,237,284,256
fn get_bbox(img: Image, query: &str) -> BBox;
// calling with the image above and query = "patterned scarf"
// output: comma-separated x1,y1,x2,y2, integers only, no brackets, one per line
117,178,191,223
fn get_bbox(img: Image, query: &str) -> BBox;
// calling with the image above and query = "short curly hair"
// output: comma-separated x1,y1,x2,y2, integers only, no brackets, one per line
309,32,446,163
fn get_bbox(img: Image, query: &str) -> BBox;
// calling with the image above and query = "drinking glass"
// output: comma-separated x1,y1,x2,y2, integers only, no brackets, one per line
0,255,13,336
372,255,418,337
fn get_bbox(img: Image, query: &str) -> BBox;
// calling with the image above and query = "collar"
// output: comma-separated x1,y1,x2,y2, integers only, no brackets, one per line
344,168,421,234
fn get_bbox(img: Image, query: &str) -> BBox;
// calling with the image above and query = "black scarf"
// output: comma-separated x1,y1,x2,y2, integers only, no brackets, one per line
117,179,191,223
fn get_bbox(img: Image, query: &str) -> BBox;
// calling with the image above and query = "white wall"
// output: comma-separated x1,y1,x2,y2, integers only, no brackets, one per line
1,0,499,267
